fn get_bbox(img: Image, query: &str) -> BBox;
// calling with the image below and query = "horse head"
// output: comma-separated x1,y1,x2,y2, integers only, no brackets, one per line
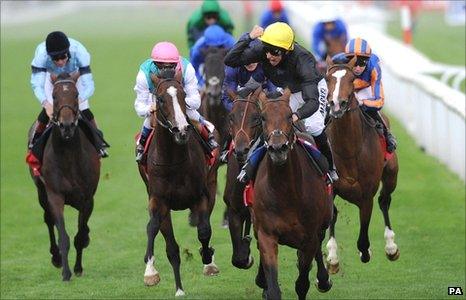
150,70,189,145
325,55,358,119
202,46,227,101
258,88,294,165
51,72,80,140
227,86,262,163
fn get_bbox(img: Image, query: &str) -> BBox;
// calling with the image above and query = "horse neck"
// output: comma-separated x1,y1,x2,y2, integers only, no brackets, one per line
264,146,302,187
152,125,187,162
328,97,364,157
50,126,83,161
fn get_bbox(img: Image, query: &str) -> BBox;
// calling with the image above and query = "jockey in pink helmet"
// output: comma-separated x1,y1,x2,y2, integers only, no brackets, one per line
134,41,218,163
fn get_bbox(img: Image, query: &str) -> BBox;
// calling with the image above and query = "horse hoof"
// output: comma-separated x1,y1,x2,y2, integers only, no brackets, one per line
316,278,333,293
203,262,219,276
326,262,340,274
74,270,83,277
144,273,160,286
51,256,62,268
62,271,72,282
386,248,400,261
175,288,185,297
232,255,254,269
359,249,372,263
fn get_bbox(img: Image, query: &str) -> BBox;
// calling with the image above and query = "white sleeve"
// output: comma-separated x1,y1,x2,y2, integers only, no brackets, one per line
134,70,153,118
183,63,201,110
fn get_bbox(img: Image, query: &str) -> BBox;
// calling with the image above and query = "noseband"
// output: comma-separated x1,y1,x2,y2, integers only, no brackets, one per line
51,79,79,127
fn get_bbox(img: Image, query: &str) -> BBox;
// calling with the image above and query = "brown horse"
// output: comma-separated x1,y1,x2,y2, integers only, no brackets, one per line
223,87,263,269
28,73,100,281
252,89,333,299
324,57,399,273
140,70,219,297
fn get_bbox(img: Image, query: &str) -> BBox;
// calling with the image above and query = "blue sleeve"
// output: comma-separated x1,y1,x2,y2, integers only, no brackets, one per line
265,79,277,93
281,11,290,24
260,10,272,28
74,42,94,100
311,23,324,61
225,34,236,49
221,66,238,111
30,44,48,103
334,19,348,43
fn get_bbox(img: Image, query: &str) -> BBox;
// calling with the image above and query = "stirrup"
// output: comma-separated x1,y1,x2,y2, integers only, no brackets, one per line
219,150,229,163
328,169,339,183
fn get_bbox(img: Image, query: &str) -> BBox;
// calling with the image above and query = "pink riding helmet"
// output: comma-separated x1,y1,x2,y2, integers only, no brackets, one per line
151,41,180,63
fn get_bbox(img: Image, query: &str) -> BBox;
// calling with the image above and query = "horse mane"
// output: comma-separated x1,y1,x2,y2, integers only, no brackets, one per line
266,90,284,100
56,73,71,80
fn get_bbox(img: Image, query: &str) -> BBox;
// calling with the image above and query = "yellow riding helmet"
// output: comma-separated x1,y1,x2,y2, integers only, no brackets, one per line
259,22,295,51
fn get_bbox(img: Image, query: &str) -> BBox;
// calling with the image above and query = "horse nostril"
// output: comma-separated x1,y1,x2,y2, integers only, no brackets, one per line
280,144,288,152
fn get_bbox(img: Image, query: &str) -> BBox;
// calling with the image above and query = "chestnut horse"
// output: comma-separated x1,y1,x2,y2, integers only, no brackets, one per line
324,57,399,273
28,73,100,281
252,90,333,299
140,71,219,297
223,87,263,269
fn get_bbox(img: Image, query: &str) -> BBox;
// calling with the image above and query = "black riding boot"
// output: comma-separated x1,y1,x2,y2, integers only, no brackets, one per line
314,131,339,182
367,110,397,153
82,109,109,158
29,109,49,149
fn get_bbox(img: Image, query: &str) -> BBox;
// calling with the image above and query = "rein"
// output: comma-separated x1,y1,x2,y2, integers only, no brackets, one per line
262,100,296,148
232,98,262,147
152,78,185,133
51,80,79,126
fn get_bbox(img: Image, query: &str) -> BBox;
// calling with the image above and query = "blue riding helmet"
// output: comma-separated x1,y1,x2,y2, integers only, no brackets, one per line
204,24,229,47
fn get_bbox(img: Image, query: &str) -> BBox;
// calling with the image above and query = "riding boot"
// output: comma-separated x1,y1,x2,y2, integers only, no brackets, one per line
136,126,152,163
314,132,339,182
237,144,267,183
219,135,232,163
194,119,219,151
367,110,397,153
87,116,109,158
28,120,47,149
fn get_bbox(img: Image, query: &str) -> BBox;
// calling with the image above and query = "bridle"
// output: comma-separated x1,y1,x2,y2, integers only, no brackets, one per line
152,77,185,134
326,64,359,118
51,79,79,127
231,98,262,147
261,99,296,149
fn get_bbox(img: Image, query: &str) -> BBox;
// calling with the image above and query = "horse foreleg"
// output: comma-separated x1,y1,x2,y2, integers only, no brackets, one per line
73,200,94,276
257,230,280,299
357,199,374,263
326,203,339,274
160,213,185,297
295,248,314,300
37,185,61,268
228,207,253,269
195,196,219,276
143,196,168,286
315,230,332,293
380,155,400,261
48,192,71,281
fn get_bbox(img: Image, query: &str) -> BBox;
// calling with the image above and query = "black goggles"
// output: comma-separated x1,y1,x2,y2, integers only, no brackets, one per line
51,53,68,61
355,56,369,67
204,12,219,19
263,45,284,57
154,62,177,70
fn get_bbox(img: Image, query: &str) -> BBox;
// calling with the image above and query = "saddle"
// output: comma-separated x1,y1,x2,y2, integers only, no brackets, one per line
361,110,394,161
26,118,110,176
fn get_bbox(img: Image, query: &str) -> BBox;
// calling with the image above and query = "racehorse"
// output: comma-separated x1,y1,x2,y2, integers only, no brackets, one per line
223,86,263,269
28,72,100,281
252,89,333,299
324,56,400,273
140,70,219,297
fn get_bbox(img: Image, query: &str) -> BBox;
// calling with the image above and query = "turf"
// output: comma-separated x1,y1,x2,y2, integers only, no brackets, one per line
1,5,465,299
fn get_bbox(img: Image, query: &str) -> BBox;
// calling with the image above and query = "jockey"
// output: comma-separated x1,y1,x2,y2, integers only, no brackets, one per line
186,0,234,48
29,31,108,157
311,7,348,71
190,24,236,87
260,0,289,28
224,22,339,183
343,38,397,153
134,41,218,162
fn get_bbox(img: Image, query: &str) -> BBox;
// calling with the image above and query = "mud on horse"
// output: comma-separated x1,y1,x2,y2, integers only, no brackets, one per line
252,89,333,300
324,56,400,274
139,70,219,297
27,72,101,281
223,86,264,269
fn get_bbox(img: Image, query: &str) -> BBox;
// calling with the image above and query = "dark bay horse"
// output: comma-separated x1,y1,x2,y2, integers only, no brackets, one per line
324,57,399,273
28,73,100,281
140,71,219,297
200,46,229,149
223,87,263,269
252,90,333,300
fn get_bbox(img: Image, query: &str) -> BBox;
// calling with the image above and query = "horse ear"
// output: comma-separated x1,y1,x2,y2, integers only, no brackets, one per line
252,86,263,99
150,73,160,86
281,88,292,103
70,71,80,82
174,70,182,83
258,91,268,109
50,74,58,83
326,55,333,68
227,89,237,101
347,56,357,69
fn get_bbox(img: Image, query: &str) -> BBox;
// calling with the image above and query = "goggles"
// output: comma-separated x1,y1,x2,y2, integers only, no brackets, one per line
154,62,177,70
355,56,369,67
263,45,284,57
51,53,68,61
204,12,219,20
